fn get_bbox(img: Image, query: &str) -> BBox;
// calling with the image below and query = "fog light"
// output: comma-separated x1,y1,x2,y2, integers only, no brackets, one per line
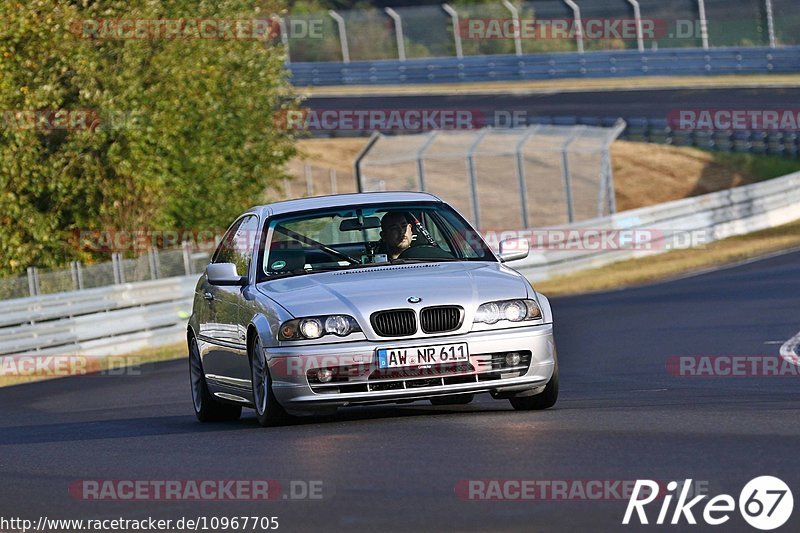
316,368,333,383
505,352,521,367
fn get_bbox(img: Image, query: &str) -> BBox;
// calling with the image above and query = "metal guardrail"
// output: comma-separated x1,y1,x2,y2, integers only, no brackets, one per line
513,170,800,280
2,169,799,357
289,46,800,86
0,276,198,356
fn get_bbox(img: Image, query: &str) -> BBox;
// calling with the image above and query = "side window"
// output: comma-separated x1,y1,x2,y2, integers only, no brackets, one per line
212,219,244,265
437,210,485,259
212,215,260,277
421,211,454,254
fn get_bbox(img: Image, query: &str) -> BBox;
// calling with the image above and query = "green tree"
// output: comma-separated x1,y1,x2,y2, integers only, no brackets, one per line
0,0,298,276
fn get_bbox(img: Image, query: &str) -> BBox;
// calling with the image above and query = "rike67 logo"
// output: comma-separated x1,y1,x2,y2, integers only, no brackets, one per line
623,476,793,530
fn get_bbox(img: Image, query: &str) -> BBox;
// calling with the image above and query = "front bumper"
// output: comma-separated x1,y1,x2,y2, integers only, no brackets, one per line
266,324,556,414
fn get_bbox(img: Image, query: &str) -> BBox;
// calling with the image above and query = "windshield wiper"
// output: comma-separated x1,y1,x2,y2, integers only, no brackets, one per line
391,258,461,264
265,264,373,280
274,225,360,265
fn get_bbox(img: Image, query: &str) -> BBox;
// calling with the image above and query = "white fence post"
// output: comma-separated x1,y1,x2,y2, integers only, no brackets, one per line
182,242,193,276
147,248,159,280
601,119,627,215
75,261,84,290
563,0,584,53
328,10,350,63
697,0,709,49
385,8,407,61
560,126,585,223
502,0,523,57
27,267,39,296
765,0,777,48
329,168,338,194
112,253,124,284
514,126,541,228
416,131,439,191
466,129,489,227
304,164,314,196
442,4,463,58
626,0,645,52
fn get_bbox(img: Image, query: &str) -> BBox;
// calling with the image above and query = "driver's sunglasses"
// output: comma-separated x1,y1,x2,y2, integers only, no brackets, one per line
382,222,410,232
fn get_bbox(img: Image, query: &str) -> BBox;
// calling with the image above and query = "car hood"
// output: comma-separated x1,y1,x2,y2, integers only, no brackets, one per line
256,261,530,323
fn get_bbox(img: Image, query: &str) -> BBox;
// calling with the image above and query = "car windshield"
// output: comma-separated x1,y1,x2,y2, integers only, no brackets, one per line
258,202,495,280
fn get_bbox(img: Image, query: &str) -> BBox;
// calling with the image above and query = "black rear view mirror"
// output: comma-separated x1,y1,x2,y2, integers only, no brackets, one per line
339,217,381,232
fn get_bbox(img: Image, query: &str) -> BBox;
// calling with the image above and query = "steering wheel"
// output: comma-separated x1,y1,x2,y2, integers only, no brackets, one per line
398,245,454,260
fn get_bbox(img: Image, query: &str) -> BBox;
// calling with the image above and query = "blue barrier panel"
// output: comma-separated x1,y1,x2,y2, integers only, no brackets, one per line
288,47,800,86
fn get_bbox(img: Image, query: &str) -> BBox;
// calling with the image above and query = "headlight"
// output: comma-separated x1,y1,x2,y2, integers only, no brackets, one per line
474,302,501,324
324,315,351,336
279,315,361,340
501,300,527,321
300,318,323,339
473,299,542,324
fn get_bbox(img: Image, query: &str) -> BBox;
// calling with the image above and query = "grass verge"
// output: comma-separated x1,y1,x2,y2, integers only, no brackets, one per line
535,218,800,297
709,152,800,182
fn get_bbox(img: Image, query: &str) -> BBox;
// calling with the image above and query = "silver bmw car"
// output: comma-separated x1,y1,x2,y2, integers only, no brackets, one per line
188,192,557,426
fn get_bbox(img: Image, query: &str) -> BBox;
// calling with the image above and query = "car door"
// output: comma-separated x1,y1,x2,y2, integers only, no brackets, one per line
198,216,250,385
226,214,261,382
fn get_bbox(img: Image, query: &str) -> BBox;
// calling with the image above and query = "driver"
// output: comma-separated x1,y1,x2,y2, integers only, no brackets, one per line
379,211,414,260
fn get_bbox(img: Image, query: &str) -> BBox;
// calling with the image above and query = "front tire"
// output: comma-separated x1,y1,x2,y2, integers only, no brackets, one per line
509,363,559,411
189,335,242,422
250,336,291,427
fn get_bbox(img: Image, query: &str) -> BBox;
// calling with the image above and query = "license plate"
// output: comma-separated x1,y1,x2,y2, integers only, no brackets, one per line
377,343,469,369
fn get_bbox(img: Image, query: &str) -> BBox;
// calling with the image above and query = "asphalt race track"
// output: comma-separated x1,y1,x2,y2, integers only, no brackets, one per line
1,250,799,532
307,87,800,123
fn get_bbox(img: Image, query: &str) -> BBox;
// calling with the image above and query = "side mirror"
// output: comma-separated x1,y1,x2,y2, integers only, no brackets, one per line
498,238,530,263
207,263,247,286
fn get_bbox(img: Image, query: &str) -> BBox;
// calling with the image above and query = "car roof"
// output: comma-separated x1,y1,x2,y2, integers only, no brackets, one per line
249,191,444,218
